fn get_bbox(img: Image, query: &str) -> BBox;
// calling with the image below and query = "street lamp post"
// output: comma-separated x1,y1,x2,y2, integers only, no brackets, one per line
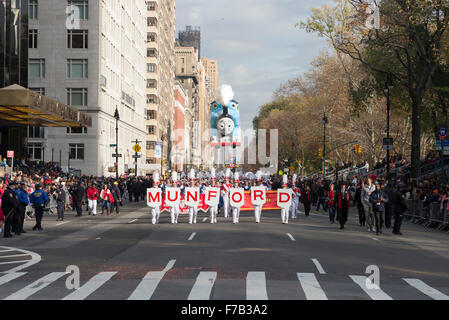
322,113,328,179
384,73,393,177
51,148,54,163
114,106,120,180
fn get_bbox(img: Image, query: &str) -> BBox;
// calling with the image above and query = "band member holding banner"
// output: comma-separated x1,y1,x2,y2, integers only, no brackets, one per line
187,169,199,224
167,172,180,224
206,168,220,224
251,171,266,223
291,174,301,219
278,175,293,224
221,169,232,218
147,172,162,225
230,172,244,224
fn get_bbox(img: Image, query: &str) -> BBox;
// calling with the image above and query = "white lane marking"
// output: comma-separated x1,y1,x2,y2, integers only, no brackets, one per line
202,217,207,222
403,278,449,300
311,259,326,275
0,249,14,253
128,219,138,224
0,260,32,266
0,272,27,286
0,247,41,273
62,272,117,300
56,221,70,226
297,273,328,300
350,275,393,300
128,259,176,300
0,254,31,259
188,272,217,300
188,232,197,241
372,238,379,241
286,233,296,241
4,272,67,300
246,272,268,300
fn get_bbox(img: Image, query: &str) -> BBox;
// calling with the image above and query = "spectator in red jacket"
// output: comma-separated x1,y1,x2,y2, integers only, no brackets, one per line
87,183,99,216
100,185,113,216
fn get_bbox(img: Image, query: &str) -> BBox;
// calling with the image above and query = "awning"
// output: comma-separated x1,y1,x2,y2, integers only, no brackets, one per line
0,84,92,127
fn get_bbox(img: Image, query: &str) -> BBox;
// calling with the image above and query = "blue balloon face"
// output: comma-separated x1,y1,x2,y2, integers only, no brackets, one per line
211,101,223,114
210,99,240,143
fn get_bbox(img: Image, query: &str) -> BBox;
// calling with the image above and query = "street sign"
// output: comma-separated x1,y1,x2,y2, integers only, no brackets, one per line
382,138,394,150
132,144,141,153
109,144,117,147
436,140,449,150
7,150,14,158
439,127,448,140
132,154,141,159
112,154,122,158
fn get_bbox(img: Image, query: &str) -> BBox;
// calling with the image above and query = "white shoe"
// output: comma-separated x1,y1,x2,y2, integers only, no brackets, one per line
286,221,289,224
371,227,375,232
189,221,192,224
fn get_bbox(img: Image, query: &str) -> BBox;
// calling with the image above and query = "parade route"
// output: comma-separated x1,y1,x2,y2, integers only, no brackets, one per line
0,205,448,300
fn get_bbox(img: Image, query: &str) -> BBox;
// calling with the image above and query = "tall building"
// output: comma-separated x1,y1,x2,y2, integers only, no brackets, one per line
178,25,200,60
172,80,189,172
145,0,176,174
29,0,147,176
200,57,219,104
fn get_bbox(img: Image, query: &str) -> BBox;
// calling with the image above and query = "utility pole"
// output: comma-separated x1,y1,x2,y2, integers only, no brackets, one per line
384,73,393,177
114,106,120,180
132,139,142,177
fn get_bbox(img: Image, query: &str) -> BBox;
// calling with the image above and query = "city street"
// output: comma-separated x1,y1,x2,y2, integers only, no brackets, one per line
1,204,449,300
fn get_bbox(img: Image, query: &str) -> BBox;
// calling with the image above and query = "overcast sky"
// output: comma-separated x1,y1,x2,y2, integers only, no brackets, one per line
175,0,332,131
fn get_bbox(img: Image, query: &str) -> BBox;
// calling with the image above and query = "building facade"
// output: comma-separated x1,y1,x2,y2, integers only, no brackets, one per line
200,57,219,104
178,25,200,60
29,0,147,176
145,0,175,174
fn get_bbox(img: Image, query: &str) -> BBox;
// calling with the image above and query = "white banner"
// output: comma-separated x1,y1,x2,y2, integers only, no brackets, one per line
147,188,162,208
205,187,220,207
230,188,245,208
277,189,292,208
165,187,180,207
185,187,200,207
251,187,266,206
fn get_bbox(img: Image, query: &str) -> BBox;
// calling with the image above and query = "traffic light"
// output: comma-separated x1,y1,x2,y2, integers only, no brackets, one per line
358,145,362,154
318,148,323,158
353,145,357,153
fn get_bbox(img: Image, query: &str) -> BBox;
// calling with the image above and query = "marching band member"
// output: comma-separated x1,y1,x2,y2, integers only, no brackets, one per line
221,168,232,218
281,174,291,224
169,172,180,224
188,169,198,224
231,172,241,224
252,171,265,223
291,174,301,219
209,168,218,224
151,172,161,225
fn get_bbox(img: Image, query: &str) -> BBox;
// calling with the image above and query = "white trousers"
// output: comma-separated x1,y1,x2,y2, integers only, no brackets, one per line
151,207,160,224
88,199,97,215
291,199,299,219
189,206,198,224
254,205,262,223
170,206,179,224
222,195,230,218
281,206,290,223
232,207,240,223
209,205,218,223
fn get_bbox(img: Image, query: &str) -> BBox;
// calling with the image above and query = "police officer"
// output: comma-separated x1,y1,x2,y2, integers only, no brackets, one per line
30,184,49,231
1,181,19,238
56,184,66,221
15,182,29,235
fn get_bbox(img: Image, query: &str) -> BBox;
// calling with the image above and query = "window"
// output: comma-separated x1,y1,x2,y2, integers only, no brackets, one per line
67,88,88,106
29,29,38,49
147,17,157,27
68,0,88,20
147,110,156,120
146,94,158,104
67,59,88,78
27,143,42,161
29,0,38,20
147,79,157,89
146,158,156,164
147,48,157,57
66,127,87,134
146,141,156,150
29,59,45,79
147,1,156,10
29,88,45,95
147,33,156,42
69,143,84,160
67,30,88,48
147,126,156,135
27,126,45,138
147,63,156,73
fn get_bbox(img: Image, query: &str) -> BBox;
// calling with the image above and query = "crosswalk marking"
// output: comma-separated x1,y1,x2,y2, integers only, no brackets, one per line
128,259,176,300
188,232,197,241
286,233,296,241
403,278,449,300
297,273,328,300
350,275,393,300
311,259,326,274
0,272,27,286
188,272,217,300
246,272,268,300
3,272,67,300
62,272,117,300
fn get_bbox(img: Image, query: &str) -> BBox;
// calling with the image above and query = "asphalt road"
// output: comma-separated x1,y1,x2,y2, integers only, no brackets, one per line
1,202,449,300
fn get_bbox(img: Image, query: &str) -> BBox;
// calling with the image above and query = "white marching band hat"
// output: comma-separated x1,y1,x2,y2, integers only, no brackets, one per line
234,171,239,182
211,168,216,180
283,174,288,186
153,171,160,183
225,168,231,180
172,171,178,183
189,168,196,182
256,170,262,182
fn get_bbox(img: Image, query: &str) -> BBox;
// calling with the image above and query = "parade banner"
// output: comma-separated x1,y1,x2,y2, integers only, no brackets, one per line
250,187,266,206
230,188,245,208
165,188,180,207
240,191,280,211
185,187,200,207
147,188,162,208
277,189,292,208
205,187,220,207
